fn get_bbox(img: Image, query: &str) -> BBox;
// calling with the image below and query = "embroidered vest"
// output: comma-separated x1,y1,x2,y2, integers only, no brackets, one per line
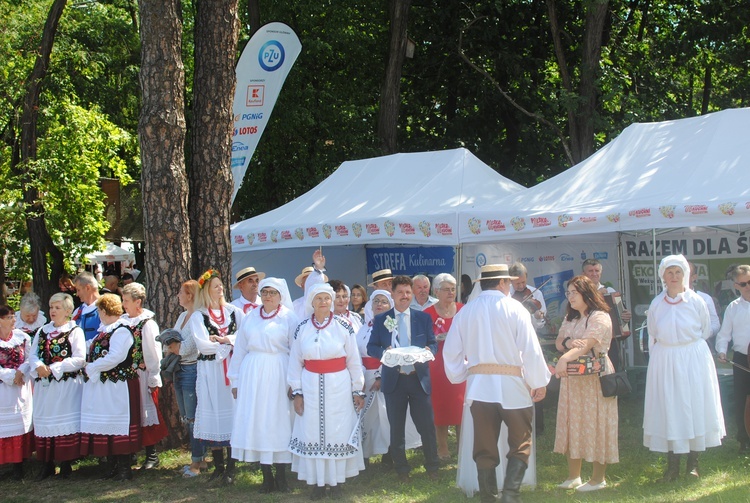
198,311,236,359
129,316,153,370
87,325,137,383
0,338,25,370
35,326,82,382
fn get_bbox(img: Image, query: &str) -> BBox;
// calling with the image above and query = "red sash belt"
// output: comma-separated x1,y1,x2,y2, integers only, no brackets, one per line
304,357,346,374
361,356,381,370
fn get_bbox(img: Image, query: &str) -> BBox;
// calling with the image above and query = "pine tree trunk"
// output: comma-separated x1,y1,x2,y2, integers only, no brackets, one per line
188,0,240,284
138,0,192,448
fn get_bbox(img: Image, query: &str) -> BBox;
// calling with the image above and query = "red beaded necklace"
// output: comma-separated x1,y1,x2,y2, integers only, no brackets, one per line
260,304,281,320
663,296,683,305
208,307,226,326
311,312,334,331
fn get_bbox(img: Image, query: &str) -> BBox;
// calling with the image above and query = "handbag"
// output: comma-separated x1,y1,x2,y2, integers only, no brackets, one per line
599,370,632,397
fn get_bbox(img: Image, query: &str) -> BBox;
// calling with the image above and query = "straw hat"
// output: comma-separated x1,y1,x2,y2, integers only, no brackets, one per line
233,267,265,289
295,267,329,288
473,264,518,282
368,268,394,287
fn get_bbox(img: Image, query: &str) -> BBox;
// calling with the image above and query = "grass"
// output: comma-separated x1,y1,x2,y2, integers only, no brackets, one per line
1,391,749,503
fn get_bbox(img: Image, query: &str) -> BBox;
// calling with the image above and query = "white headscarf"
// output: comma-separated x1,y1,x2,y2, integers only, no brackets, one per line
305,283,335,317
258,277,294,312
363,289,394,324
658,254,691,292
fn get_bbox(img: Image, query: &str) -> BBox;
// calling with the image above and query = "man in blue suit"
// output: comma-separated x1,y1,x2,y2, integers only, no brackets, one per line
368,275,439,482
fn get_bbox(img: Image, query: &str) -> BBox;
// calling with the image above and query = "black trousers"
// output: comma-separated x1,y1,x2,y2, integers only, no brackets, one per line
732,352,750,444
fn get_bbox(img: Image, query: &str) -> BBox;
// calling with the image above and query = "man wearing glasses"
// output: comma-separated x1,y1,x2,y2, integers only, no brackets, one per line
715,264,750,455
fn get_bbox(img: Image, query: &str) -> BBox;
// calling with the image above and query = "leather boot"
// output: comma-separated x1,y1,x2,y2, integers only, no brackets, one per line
686,452,699,478
221,453,236,485
207,449,225,483
12,462,24,481
115,455,133,481
36,461,56,481
274,463,289,492
660,452,680,482
258,464,275,492
59,461,73,479
500,457,527,503
99,457,119,480
477,468,499,502
141,445,160,470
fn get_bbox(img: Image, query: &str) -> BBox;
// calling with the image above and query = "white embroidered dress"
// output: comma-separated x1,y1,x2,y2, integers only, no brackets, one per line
0,330,33,439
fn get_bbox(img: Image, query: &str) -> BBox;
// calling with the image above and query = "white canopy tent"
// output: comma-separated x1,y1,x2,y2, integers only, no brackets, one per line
85,242,135,264
231,148,526,290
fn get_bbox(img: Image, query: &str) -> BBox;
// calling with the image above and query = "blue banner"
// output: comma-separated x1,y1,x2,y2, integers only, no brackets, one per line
366,246,455,276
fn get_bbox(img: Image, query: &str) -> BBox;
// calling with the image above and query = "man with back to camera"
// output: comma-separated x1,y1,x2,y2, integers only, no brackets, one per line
368,275,440,482
443,264,550,503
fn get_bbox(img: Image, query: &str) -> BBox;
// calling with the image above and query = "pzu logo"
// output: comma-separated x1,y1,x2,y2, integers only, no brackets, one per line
259,41,285,71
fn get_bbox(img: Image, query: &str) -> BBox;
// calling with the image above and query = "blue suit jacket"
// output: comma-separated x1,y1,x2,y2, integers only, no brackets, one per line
367,308,437,395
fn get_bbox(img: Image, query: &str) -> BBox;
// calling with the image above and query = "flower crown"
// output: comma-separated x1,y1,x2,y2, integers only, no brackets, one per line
198,269,220,289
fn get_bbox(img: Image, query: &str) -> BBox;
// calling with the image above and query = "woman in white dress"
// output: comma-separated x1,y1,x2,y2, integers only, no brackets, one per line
121,282,165,470
29,293,85,480
15,292,46,339
80,294,142,481
644,254,725,480
329,279,363,332
189,269,244,485
0,304,33,481
288,283,365,500
229,277,298,493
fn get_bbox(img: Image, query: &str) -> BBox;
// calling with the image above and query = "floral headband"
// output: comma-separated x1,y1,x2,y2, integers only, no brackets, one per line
198,269,220,289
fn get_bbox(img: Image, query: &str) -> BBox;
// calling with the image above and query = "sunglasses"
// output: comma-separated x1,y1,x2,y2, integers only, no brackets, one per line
735,281,750,288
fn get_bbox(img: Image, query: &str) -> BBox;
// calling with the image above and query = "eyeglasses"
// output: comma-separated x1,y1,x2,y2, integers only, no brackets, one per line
439,287,457,293
735,281,750,288
564,290,579,298
372,299,390,306
260,289,280,297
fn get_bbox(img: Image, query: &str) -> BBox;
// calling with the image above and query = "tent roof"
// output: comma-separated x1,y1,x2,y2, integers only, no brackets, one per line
85,242,135,263
232,148,525,250
459,107,750,242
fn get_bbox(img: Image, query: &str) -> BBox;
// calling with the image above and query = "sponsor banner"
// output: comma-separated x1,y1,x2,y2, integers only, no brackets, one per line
366,246,455,276
231,22,302,202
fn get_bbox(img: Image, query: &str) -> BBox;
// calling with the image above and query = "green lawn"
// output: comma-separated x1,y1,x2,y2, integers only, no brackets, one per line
2,391,748,502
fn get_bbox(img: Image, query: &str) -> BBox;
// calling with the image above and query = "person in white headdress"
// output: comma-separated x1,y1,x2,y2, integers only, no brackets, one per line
288,283,365,500
292,250,328,320
644,254,725,481
228,277,298,493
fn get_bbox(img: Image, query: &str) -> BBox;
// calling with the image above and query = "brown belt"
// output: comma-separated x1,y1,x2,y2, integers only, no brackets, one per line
468,363,522,377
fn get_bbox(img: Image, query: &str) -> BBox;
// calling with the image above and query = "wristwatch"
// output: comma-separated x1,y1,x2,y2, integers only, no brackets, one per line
352,391,366,398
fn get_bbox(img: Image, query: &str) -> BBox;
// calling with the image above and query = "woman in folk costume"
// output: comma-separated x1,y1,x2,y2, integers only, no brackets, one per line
29,293,85,480
288,283,365,500
15,292,46,339
79,294,142,481
120,282,166,470
189,269,244,485
329,279,363,332
228,277,298,493
644,254,725,481
0,304,34,481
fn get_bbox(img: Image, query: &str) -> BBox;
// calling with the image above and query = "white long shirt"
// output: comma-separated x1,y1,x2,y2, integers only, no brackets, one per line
695,290,721,338
230,294,260,314
443,290,551,409
715,296,750,355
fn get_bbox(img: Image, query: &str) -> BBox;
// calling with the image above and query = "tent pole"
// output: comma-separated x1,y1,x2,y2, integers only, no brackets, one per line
456,244,463,302
652,228,658,296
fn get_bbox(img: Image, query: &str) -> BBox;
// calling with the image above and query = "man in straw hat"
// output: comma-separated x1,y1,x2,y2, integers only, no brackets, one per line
443,264,550,503
292,250,328,319
231,267,266,314
369,268,394,292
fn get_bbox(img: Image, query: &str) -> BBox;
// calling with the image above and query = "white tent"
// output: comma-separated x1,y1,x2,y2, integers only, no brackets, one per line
85,242,135,263
231,148,525,289
458,107,750,242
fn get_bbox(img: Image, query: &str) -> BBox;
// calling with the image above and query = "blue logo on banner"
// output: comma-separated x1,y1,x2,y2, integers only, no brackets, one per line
593,252,608,260
231,157,246,168
476,253,487,267
259,41,285,71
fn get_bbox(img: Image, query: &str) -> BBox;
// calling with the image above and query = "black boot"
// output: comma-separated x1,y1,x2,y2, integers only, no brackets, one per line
686,452,699,478
259,464,275,493
12,462,24,481
141,445,160,470
221,453,236,485
309,485,326,500
499,458,527,503
274,463,289,492
329,484,343,500
59,461,73,479
99,457,119,480
115,455,133,481
36,461,56,481
660,452,680,482
477,468,499,502
208,449,225,483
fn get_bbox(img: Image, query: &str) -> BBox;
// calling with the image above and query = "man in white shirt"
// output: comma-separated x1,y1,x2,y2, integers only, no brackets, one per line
688,262,721,339
292,250,328,319
410,274,437,311
230,267,265,314
716,264,750,454
444,264,549,503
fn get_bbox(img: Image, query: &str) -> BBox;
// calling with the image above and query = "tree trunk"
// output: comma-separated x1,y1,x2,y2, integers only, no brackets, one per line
0,252,6,306
14,0,68,308
138,0,192,448
247,0,261,37
377,0,411,154
188,0,240,284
